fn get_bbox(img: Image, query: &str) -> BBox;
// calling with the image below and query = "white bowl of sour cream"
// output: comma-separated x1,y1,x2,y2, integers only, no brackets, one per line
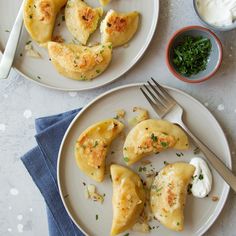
194,0,236,31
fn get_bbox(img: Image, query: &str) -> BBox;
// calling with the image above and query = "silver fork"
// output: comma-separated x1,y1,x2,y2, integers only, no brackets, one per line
140,78,236,192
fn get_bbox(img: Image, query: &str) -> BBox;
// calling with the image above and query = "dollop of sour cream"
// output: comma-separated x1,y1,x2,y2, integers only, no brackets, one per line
190,157,212,198
196,0,236,27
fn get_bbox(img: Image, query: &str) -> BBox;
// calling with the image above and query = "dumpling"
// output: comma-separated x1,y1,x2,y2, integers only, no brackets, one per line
65,0,103,45
48,42,112,80
23,0,67,44
75,119,124,182
99,0,110,6
123,119,189,165
110,164,145,236
100,10,139,47
150,162,195,231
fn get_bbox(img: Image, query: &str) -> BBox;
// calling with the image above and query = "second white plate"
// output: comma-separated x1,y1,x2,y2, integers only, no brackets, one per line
0,0,159,91
57,83,231,236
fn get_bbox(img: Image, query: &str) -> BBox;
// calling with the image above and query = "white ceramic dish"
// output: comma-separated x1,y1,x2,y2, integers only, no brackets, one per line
57,83,231,236
0,0,159,91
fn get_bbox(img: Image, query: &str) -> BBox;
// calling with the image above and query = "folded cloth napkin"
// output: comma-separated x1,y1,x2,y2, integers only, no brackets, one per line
21,109,84,236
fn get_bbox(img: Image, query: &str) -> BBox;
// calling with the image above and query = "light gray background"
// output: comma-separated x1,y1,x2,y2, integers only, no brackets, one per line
0,0,236,235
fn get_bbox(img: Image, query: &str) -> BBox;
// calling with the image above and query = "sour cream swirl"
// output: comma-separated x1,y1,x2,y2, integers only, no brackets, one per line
190,157,212,198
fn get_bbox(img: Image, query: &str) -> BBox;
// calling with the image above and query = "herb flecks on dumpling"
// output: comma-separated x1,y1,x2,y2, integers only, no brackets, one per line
123,119,189,165
150,162,195,231
65,0,103,45
75,119,124,182
23,0,67,44
48,42,112,80
100,10,139,47
110,164,146,235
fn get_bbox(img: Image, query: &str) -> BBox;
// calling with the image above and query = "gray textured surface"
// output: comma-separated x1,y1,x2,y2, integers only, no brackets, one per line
0,0,236,235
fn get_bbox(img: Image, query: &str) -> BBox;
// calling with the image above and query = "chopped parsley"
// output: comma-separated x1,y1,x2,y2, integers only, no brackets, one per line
161,142,168,148
80,75,87,80
26,40,32,45
187,183,192,195
176,152,184,157
156,187,163,193
176,222,180,226
123,234,129,236
62,15,65,21
96,214,98,220
138,166,147,172
173,35,212,77
96,69,100,74
199,174,204,180
123,157,129,163
151,133,158,142
93,141,98,148
5,30,10,33
164,161,169,166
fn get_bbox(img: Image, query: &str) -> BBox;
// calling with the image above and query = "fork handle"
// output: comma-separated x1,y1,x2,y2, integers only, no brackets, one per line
0,2,24,79
179,121,236,193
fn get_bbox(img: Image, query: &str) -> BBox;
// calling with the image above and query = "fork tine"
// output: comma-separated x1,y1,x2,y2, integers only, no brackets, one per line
143,85,167,108
151,78,176,103
147,81,169,105
140,88,163,116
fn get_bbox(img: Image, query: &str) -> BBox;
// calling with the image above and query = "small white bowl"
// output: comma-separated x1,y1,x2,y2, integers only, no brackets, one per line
193,0,236,32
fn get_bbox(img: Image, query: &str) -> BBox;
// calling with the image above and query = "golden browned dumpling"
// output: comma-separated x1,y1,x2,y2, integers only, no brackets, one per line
110,164,145,236
99,0,110,6
100,10,139,47
75,119,124,182
65,0,103,45
47,42,112,80
123,119,189,165
23,0,67,44
150,163,195,231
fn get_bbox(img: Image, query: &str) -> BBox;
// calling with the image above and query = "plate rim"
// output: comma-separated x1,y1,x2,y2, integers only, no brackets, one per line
1,0,159,91
57,82,231,236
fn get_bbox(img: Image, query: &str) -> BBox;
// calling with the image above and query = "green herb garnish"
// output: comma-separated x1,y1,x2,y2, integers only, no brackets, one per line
199,174,204,180
26,40,32,45
151,133,158,142
156,187,163,193
187,183,192,195
96,214,98,220
93,141,98,148
173,35,212,77
164,161,169,166
161,142,168,148
123,157,129,163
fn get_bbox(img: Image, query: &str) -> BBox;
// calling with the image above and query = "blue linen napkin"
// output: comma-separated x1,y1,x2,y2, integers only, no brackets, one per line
21,109,84,236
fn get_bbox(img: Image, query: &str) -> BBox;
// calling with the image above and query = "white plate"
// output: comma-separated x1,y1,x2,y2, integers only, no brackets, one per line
0,0,159,91
57,83,231,236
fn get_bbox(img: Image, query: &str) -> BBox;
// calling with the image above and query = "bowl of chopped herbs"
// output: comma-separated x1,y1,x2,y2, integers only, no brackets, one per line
166,26,223,83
